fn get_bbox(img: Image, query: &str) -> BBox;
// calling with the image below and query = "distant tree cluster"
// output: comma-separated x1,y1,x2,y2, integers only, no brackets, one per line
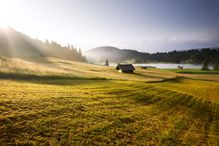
147,48,219,70
147,48,219,64
33,39,86,62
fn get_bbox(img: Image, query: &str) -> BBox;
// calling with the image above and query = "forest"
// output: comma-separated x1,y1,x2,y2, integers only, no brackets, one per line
0,27,86,62
86,46,219,69
145,48,219,64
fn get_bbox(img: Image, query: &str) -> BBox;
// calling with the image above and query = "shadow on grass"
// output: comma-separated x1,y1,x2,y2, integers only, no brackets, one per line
167,69,219,74
0,72,108,85
177,70,219,74
133,72,166,79
145,76,180,83
132,85,218,121
177,75,219,82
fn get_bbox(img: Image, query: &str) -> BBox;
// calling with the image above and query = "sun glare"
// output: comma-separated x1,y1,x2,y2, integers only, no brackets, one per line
0,0,13,27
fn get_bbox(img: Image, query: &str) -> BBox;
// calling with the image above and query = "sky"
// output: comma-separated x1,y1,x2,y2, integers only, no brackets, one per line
0,0,219,53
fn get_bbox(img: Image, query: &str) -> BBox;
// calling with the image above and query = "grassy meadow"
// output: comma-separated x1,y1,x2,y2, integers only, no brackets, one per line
0,56,219,145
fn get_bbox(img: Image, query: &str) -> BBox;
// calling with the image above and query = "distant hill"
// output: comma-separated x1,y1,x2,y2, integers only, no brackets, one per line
0,27,86,62
84,46,146,63
85,46,219,64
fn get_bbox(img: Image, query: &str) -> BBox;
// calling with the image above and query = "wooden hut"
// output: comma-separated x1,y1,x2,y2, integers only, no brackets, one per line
116,64,135,73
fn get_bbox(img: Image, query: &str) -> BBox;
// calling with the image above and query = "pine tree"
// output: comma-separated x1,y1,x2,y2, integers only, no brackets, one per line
201,59,209,70
71,45,74,50
45,39,49,44
68,44,71,49
213,59,219,70
213,63,219,70
105,59,109,66
78,48,82,56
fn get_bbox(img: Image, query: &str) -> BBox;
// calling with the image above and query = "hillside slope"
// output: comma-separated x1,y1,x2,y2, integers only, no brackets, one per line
0,55,176,82
84,46,146,63
0,56,218,145
0,27,86,62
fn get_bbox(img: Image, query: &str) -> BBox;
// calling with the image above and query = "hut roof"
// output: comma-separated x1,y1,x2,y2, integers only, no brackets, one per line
116,64,135,71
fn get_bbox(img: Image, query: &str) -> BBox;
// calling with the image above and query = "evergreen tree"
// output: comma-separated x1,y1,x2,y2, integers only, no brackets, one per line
71,45,74,50
105,59,109,66
45,39,49,44
201,59,210,70
213,63,219,70
78,48,82,56
213,60,219,70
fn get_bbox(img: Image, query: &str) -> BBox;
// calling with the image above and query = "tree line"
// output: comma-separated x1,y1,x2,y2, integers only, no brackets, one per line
118,48,219,69
0,27,86,62
33,39,86,62
144,48,219,64
145,48,219,70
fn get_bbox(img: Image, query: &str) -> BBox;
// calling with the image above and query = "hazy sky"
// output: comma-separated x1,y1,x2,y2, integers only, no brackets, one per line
0,0,219,52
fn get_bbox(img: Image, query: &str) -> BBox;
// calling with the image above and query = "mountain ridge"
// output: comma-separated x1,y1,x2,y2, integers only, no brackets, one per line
85,46,219,64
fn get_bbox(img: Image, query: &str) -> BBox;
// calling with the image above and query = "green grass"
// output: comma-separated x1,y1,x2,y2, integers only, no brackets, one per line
0,56,218,145
168,68,219,74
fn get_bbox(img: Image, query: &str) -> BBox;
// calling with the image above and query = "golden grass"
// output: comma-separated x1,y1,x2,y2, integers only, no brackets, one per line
0,56,176,81
0,56,218,145
178,73,219,81
0,78,218,145
155,78,219,103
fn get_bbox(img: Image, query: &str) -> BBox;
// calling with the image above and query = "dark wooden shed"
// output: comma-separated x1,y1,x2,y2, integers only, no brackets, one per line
116,64,135,73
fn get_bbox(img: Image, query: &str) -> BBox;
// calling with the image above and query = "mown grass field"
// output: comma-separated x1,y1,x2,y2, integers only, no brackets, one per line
0,56,219,145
